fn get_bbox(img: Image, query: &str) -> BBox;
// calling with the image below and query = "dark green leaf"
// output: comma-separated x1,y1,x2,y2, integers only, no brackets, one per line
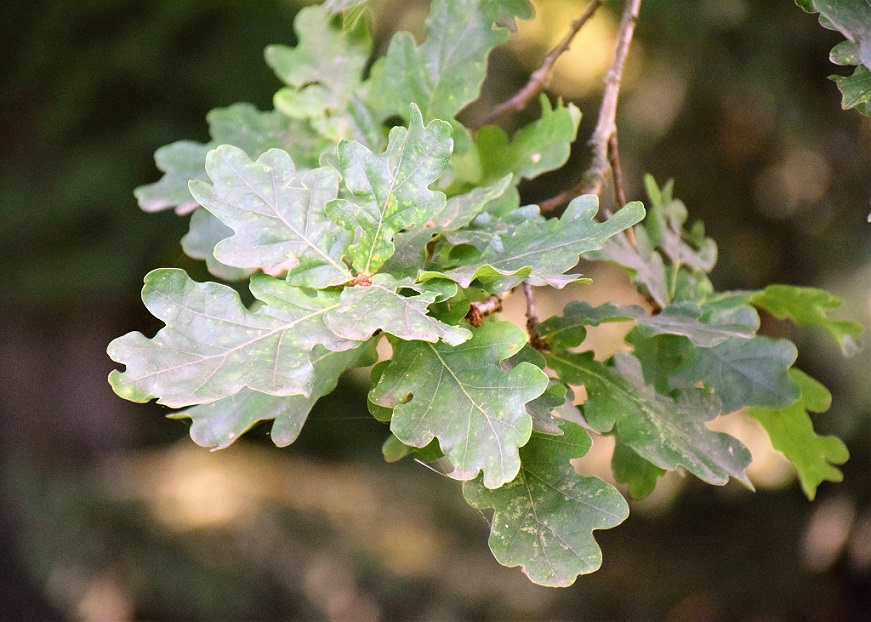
370,321,548,488
671,336,802,412
611,441,666,500
548,351,752,487
463,422,628,587
422,196,645,288
476,96,582,184
538,301,753,350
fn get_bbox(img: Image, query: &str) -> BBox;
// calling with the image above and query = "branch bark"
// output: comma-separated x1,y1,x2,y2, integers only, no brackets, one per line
478,0,604,128
540,0,642,213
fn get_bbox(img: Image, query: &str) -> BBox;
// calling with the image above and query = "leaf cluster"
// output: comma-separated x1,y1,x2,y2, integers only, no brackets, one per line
108,0,862,587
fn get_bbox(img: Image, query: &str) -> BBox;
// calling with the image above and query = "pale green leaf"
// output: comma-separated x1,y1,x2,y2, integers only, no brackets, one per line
107,269,356,408
366,0,510,122
831,64,871,113
266,5,376,143
324,274,471,345
370,321,548,488
422,196,645,288
463,422,628,587
476,96,582,184
176,344,372,449
189,146,353,288
548,351,753,487
749,369,849,500
326,105,452,275
750,284,863,354
671,336,801,412
135,103,324,214
181,209,254,282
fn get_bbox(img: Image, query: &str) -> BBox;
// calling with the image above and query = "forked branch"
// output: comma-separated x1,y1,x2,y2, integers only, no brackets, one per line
479,0,604,127
540,0,642,213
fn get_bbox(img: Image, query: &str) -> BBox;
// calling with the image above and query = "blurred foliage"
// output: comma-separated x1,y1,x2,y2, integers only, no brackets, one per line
2,0,871,619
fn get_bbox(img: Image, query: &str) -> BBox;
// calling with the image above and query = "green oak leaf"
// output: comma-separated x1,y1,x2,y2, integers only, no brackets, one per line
366,0,510,122
831,64,871,113
189,146,353,289
476,96,582,184
324,274,471,345
611,441,666,500
797,0,871,70
538,301,753,350
422,196,645,288
135,103,323,214
589,227,670,308
671,336,801,413
548,351,753,487
326,105,452,275
370,321,549,489
266,5,376,143
107,269,356,408
181,209,254,282
435,175,513,231
175,343,373,450
642,175,717,273
463,422,628,587
482,0,535,30
796,0,871,114
750,284,863,354
749,369,849,500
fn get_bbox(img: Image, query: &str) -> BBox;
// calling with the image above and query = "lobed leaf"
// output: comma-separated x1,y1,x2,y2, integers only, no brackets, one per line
749,369,849,500
324,274,471,345
611,441,666,500
423,196,645,288
366,0,511,123
181,209,254,282
176,343,374,449
136,104,323,215
750,284,863,354
475,96,582,184
107,269,357,408
326,105,452,275
189,146,353,288
463,422,629,587
266,4,377,143
671,336,801,413
538,301,754,350
370,321,549,489
548,351,753,487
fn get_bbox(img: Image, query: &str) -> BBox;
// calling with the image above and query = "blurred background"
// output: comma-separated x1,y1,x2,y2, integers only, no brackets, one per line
2,0,870,619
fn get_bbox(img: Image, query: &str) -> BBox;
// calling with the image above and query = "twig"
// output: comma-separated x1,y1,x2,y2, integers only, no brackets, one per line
478,0,604,128
522,282,547,349
607,133,627,207
540,0,643,213
466,294,503,327
607,132,638,248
